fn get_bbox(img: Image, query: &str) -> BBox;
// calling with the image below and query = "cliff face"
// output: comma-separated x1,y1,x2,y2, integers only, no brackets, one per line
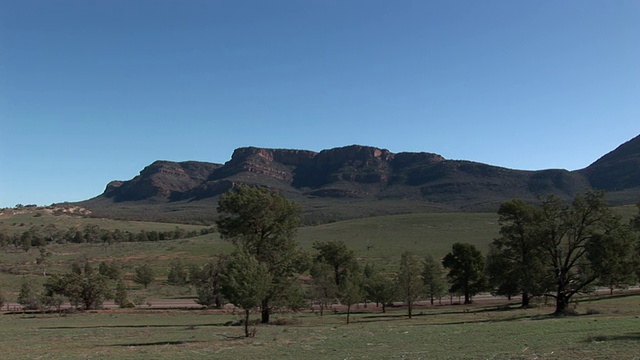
84,136,640,221
103,161,222,201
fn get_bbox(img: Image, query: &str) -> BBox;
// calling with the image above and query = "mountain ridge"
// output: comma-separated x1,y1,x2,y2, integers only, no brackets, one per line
78,135,640,223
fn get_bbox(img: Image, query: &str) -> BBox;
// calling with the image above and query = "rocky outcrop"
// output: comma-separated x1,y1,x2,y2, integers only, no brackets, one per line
103,161,221,202
83,135,640,221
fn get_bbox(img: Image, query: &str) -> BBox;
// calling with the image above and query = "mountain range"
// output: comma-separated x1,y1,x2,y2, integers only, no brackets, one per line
78,134,640,224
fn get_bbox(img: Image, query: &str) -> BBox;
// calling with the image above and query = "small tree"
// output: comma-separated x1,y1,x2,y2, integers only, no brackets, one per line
442,243,487,304
167,260,188,286
17,280,41,310
191,255,228,308
338,273,364,324
36,246,53,276
364,268,396,313
134,264,155,289
422,255,448,305
220,250,272,338
313,240,359,287
309,262,338,316
98,261,122,281
114,279,129,307
397,251,423,318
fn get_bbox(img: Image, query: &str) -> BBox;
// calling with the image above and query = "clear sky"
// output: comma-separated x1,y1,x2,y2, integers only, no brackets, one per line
1,1,639,208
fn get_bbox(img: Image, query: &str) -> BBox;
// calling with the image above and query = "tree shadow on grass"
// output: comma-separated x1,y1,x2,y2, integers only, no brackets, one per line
357,308,558,326
586,332,640,343
40,323,230,330
358,304,532,324
109,340,201,347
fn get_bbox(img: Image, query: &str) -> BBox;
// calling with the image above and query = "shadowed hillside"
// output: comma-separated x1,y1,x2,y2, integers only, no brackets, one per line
78,135,640,223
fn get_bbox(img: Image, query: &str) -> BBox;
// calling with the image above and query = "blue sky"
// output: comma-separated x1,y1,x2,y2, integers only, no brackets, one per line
1,0,639,207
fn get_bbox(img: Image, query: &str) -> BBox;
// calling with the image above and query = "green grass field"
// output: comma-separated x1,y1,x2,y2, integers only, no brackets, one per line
1,207,639,359
0,294,638,359
0,210,499,298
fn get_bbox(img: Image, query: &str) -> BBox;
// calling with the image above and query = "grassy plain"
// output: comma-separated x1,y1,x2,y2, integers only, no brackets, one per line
0,294,639,359
1,208,639,359
0,210,499,298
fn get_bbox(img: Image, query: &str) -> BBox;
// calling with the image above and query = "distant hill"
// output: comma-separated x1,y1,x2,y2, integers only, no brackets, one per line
78,135,640,224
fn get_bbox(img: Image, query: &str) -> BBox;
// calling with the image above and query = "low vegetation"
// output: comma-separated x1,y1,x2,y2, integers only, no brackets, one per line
0,190,638,358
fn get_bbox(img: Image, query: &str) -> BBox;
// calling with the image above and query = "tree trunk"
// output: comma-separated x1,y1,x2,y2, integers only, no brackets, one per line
346,304,351,324
244,309,250,337
521,290,530,308
407,301,413,318
554,297,568,315
464,290,471,304
382,303,386,313
261,299,270,324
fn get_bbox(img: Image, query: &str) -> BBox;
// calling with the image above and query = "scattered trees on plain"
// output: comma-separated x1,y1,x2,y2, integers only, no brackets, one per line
0,224,216,252
44,261,112,310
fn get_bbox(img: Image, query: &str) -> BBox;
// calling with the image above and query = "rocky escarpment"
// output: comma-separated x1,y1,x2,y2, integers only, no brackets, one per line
103,161,222,202
81,136,640,222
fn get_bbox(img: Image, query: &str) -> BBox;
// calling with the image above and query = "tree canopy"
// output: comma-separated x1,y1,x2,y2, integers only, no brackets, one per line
220,250,272,337
442,243,487,304
216,185,307,323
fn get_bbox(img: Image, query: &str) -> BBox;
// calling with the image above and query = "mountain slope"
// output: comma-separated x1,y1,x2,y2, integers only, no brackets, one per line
581,134,640,191
79,135,640,223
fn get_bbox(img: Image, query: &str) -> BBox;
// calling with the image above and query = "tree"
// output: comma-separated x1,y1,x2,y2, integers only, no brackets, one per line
313,240,359,286
190,255,228,308
422,255,447,305
167,260,187,286
485,245,520,300
397,251,423,318
134,264,155,289
98,261,122,281
220,250,272,337
364,265,397,313
216,185,307,324
114,279,129,308
338,273,364,324
17,280,41,310
36,246,52,276
309,262,338,316
44,262,112,310
590,222,637,294
490,199,553,307
539,191,637,315
442,243,487,304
